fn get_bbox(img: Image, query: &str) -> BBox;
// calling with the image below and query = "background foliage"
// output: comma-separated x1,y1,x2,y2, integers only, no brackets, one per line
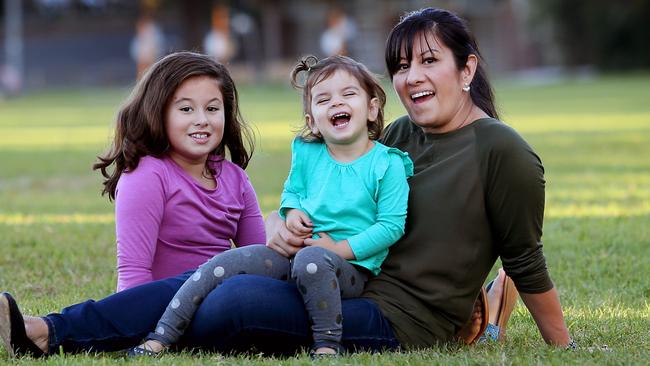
532,0,650,69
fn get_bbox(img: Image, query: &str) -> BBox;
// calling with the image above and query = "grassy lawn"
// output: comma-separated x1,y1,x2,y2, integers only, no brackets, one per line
0,74,648,364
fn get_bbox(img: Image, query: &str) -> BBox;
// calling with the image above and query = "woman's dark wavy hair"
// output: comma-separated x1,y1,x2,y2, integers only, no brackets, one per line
385,8,499,119
290,55,387,142
93,51,254,201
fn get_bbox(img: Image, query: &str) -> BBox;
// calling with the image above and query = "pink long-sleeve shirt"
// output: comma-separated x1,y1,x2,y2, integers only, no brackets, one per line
114,155,265,291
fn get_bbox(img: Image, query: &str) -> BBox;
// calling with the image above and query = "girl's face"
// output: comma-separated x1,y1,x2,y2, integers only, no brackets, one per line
307,69,379,147
391,33,473,134
165,75,225,167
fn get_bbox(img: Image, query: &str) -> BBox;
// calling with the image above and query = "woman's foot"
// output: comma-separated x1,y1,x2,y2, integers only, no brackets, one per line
456,291,486,344
485,269,518,341
0,293,48,358
127,339,166,357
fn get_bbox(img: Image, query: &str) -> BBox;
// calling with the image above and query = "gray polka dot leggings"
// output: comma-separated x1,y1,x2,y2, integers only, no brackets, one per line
147,244,368,352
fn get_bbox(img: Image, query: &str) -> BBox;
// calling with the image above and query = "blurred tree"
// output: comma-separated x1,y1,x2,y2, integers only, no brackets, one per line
180,0,212,50
533,0,650,70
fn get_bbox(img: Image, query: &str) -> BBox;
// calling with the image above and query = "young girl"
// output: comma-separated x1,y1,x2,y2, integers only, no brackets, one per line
132,55,413,357
94,51,265,292
0,51,267,358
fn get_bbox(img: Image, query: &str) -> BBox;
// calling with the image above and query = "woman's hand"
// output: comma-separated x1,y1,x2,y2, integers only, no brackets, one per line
519,288,571,346
265,211,306,257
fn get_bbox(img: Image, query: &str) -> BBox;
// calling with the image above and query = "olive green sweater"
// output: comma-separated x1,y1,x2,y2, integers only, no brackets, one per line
363,117,553,348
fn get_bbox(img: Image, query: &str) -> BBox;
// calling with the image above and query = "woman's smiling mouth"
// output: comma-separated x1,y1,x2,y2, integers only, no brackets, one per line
410,90,434,103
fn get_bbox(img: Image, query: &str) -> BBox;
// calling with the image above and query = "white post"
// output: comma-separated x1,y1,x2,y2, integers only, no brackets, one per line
4,0,24,94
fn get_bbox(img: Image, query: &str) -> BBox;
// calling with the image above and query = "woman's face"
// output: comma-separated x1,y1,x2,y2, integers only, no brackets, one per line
392,33,471,134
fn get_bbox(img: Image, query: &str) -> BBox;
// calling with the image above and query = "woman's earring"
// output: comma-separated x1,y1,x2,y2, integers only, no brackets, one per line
462,83,471,92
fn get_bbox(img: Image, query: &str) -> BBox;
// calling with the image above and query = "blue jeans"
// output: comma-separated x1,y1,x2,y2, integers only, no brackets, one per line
43,273,399,355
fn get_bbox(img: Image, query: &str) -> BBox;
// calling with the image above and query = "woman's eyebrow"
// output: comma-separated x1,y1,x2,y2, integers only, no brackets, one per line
419,48,439,56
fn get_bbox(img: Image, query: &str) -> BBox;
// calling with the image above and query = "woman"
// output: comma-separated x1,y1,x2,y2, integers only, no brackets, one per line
266,7,571,349
0,8,571,358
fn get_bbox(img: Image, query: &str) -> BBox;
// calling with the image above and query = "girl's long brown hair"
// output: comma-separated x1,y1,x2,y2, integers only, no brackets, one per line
93,51,254,201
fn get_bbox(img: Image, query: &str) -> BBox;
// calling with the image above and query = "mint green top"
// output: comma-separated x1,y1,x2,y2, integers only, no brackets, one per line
279,138,414,275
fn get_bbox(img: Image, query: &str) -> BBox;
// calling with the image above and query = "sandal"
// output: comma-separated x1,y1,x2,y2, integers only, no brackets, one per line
309,350,338,359
456,287,489,345
0,292,46,358
126,340,166,358
482,270,518,342
309,344,344,359
126,345,161,357
494,272,518,341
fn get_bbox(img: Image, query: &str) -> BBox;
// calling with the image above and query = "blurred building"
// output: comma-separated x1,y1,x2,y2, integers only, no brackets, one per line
0,0,554,91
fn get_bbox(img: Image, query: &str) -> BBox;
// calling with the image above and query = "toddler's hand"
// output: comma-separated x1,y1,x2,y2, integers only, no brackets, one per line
304,232,355,260
285,209,313,237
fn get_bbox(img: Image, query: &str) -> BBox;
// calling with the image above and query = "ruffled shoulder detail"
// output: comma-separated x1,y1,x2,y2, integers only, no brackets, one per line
368,142,413,200
373,142,414,179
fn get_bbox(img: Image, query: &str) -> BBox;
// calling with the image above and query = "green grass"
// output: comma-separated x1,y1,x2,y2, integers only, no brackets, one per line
1,75,649,365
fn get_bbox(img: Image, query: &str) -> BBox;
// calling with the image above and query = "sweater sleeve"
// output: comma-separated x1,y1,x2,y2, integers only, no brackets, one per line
279,138,305,219
115,160,166,292
347,151,412,261
234,173,266,246
484,125,553,294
